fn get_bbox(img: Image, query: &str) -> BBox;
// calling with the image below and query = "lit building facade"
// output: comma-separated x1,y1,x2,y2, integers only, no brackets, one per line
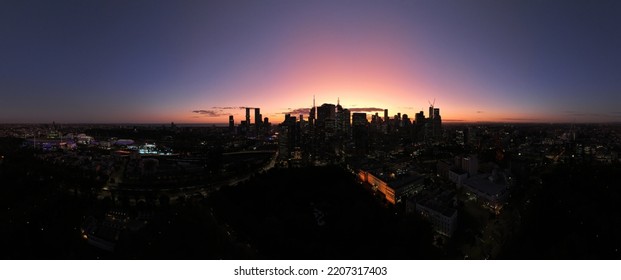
358,170,424,204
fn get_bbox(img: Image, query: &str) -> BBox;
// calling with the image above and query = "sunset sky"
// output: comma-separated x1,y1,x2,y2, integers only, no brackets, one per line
1,0,621,123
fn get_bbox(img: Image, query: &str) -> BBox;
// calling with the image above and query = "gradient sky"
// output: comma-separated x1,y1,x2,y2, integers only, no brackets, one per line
1,0,621,123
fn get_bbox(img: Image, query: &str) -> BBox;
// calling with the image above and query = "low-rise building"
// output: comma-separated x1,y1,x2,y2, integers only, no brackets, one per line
448,168,468,188
415,199,457,237
463,170,511,214
407,189,458,237
358,170,424,204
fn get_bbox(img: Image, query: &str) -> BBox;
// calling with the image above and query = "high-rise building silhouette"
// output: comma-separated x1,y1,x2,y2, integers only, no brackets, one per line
352,112,369,153
432,107,442,139
342,108,351,134
317,103,336,130
229,115,234,132
255,108,262,127
317,103,335,121
309,96,316,127
245,108,251,126
278,114,299,160
352,113,368,126
336,98,344,132
415,111,425,124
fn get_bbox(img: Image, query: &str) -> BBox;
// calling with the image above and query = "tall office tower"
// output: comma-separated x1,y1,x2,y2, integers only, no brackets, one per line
317,103,336,128
255,108,262,126
372,113,380,124
336,98,344,132
229,115,235,132
352,113,369,153
429,106,434,120
245,108,251,125
352,112,368,126
264,117,270,131
309,96,316,127
343,108,351,133
415,111,425,124
384,109,389,122
414,111,426,142
402,114,411,127
278,114,299,160
432,107,442,138
309,106,316,127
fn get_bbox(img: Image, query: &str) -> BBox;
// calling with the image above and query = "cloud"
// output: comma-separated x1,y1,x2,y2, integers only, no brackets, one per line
211,106,258,110
500,117,539,121
192,110,227,117
281,107,385,115
443,119,466,122
211,106,240,110
476,111,484,114
563,110,589,117
563,110,608,118
282,107,311,115
348,107,385,113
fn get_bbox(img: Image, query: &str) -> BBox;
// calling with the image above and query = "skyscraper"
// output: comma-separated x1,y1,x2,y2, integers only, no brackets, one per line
432,107,442,139
336,98,344,132
352,113,369,153
278,114,299,160
352,113,368,126
255,108,262,126
415,111,425,124
343,108,351,133
245,108,251,126
309,96,316,127
229,115,234,132
317,103,336,128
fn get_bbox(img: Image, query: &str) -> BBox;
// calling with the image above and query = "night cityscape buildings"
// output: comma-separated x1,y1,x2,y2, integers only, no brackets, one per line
2,2,621,274
2,98,621,260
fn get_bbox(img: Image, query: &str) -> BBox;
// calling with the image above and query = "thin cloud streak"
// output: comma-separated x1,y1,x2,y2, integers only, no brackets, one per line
348,107,385,113
192,110,227,117
282,108,311,115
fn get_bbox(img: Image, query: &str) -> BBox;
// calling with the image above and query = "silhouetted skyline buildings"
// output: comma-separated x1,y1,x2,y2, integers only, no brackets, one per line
2,113,621,259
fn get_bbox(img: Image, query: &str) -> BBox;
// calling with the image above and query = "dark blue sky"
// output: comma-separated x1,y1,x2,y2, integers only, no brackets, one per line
1,0,621,123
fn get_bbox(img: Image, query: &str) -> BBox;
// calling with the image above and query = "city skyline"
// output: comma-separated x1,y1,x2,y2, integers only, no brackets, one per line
2,0,621,124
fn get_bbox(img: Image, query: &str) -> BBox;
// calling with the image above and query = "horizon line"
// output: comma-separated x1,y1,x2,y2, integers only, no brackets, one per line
2,121,621,126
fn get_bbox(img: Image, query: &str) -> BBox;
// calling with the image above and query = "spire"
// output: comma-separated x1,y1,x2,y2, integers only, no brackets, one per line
337,97,340,106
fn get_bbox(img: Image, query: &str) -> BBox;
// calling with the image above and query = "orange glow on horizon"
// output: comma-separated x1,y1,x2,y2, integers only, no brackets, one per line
143,22,587,125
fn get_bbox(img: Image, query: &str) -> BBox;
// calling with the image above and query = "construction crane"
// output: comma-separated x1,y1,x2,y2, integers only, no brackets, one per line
428,98,436,119
428,98,436,108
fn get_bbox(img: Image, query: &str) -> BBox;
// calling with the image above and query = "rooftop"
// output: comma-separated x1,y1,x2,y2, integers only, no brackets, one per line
463,174,507,197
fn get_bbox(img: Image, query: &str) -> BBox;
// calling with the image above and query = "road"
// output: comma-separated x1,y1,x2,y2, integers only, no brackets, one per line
97,150,279,204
